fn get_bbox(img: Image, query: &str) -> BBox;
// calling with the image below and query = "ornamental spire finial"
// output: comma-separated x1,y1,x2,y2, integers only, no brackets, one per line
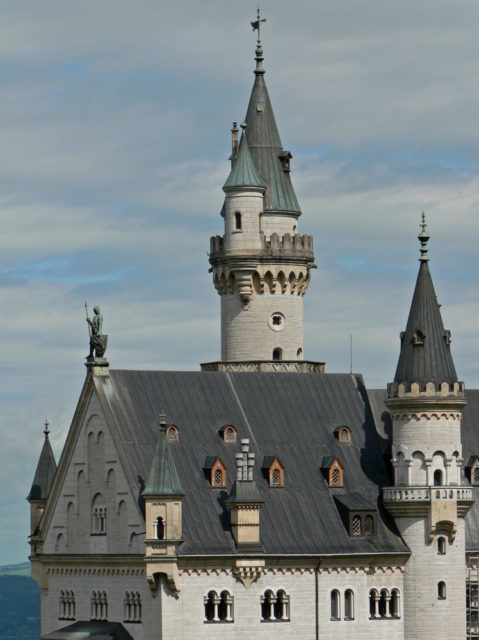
43,419,50,438
418,211,430,262
251,8,266,75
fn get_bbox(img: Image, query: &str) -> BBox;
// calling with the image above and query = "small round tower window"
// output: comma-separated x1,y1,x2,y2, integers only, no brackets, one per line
268,312,285,332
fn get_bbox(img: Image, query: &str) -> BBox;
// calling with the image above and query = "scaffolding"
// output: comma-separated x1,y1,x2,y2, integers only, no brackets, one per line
467,554,479,639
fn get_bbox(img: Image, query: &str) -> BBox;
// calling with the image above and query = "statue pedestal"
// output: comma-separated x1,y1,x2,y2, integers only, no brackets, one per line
85,356,109,376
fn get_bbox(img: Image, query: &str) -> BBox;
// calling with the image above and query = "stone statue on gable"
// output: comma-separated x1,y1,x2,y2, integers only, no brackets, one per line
85,303,108,361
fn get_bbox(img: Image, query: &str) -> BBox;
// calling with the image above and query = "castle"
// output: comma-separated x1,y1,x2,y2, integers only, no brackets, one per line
28,14,479,640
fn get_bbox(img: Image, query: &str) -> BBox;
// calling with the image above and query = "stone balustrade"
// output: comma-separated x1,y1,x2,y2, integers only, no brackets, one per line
383,486,473,503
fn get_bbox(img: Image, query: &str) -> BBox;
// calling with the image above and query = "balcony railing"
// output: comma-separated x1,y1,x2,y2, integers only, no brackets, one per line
383,486,473,503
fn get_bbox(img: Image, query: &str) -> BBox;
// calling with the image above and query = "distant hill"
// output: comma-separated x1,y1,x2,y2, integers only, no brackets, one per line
0,563,39,640
0,561,31,577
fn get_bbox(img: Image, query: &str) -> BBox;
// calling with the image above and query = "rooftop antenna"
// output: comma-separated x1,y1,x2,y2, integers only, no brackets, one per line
350,335,353,374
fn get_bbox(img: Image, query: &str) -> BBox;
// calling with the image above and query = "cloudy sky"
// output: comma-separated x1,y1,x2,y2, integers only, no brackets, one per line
2,0,479,564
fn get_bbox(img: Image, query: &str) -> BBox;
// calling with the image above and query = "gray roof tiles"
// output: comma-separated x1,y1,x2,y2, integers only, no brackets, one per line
93,370,407,556
393,261,458,386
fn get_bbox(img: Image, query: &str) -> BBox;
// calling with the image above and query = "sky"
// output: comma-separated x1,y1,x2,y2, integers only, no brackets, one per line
2,0,479,564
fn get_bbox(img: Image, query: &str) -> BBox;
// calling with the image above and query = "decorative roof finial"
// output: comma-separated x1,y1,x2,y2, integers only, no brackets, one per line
418,211,430,262
251,8,266,75
43,419,50,438
158,410,167,431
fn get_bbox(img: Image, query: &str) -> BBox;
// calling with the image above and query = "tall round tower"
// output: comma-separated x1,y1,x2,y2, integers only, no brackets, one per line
383,215,472,639
205,13,321,373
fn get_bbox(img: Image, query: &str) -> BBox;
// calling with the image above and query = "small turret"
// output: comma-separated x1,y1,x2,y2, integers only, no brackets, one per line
27,421,57,544
143,412,184,598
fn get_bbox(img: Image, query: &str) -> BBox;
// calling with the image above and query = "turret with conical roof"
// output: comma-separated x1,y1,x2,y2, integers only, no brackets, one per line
27,421,57,542
142,413,184,598
383,216,471,640
206,13,322,373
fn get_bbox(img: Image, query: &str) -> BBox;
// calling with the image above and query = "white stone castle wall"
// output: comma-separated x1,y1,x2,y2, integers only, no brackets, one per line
396,516,466,640
221,293,303,361
261,214,299,237
318,568,405,640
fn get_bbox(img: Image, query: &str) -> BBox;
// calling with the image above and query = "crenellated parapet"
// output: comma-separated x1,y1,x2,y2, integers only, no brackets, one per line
210,231,314,262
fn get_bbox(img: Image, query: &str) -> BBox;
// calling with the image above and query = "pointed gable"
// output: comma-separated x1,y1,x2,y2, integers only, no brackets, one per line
143,428,184,497
28,428,57,501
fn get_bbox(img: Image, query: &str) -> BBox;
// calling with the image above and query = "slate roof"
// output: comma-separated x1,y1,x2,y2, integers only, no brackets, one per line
42,621,134,640
393,260,458,386
28,432,57,501
223,130,264,190
93,370,407,557
368,387,479,552
244,71,301,215
142,427,184,497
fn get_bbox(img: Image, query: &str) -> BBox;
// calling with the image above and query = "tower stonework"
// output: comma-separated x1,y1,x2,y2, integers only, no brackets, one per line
383,216,472,639
206,23,321,373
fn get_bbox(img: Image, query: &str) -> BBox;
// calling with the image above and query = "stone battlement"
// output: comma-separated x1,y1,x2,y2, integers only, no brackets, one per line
387,380,465,399
209,232,314,261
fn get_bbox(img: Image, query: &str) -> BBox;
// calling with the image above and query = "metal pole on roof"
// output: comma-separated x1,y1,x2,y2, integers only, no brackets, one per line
350,335,353,375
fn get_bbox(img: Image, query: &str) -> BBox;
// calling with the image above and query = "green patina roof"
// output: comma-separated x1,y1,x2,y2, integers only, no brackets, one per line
223,128,264,190
142,428,184,496
28,431,57,501
244,72,301,214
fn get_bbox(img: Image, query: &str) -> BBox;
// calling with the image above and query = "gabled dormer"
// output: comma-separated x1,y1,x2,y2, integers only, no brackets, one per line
262,456,284,487
320,456,343,487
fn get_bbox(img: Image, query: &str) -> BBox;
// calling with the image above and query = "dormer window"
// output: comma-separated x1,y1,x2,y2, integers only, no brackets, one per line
321,457,343,487
166,424,179,442
278,150,292,173
220,425,237,442
335,425,351,444
262,457,284,487
413,329,425,345
466,456,479,485
204,457,226,487
334,494,377,538
444,330,451,345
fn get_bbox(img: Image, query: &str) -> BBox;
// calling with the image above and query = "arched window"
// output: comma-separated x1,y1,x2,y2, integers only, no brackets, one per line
331,468,340,485
369,589,379,618
124,591,142,622
166,425,179,442
234,211,242,230
344,589,354,620
156,516,165,540
59,590,74,619
272,348,283,361
275,590,290,621
474,464,479,485
272,468,281,486
214,468,223,485
438,581,446,599
261,590,276,621
391,589,400,618
296,347,303,359
204,590,233,622
434,469,444,486
91,494,107,535
91,591,108,621
379,589,390,617
438,536,446,555
352,515,362,535
330,589,340,620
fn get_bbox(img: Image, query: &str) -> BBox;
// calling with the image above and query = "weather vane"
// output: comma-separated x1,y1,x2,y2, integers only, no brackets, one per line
251,8,266,43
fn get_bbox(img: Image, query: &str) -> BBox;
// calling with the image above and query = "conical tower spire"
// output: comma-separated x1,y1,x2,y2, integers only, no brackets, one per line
223,123,264,190
27,420,57,501
391,215,458,390
244,12,301,215
143,413,183,497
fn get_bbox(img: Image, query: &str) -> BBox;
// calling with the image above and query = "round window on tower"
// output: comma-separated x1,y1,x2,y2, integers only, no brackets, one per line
268,312,285,332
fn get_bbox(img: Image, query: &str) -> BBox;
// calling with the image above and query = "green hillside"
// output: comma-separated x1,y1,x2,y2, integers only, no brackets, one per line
0,567,40,640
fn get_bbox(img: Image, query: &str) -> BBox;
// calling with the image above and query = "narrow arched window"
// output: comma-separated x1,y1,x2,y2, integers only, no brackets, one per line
330,590,340,620
331,468,340,485
434,469,444,486
214,468,223,485
344,589,354,620
204,591,218,621
218,590,233,622
272,468,281,486
438,581,446,599
473,464,479,485
234,211,242,230
438,536,446,555
274,590,290,621
261,590,276,621
272,348,283,361
156,516,165,540
369,590,379,618
391,589,400,618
